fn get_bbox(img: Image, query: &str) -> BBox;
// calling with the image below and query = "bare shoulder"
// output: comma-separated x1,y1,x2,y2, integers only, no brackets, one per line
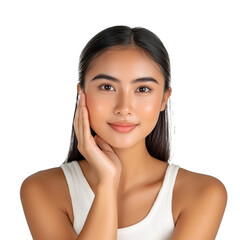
176,167,227,203
171,167,227,240
21,166,65,185
21,167,65,195
20,166,70,211
20,167,76,239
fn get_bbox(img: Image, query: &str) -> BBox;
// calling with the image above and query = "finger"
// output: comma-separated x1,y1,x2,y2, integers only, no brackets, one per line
74,91,83,147
79,89,85,108
78,91,84,146
81,93,92,141
74,100,79,140
94,135,114,153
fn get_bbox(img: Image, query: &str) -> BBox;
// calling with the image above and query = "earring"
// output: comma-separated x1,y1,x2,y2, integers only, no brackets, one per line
77,93,80,104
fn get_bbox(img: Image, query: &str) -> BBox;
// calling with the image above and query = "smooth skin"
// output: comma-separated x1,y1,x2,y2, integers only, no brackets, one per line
20,46,227,240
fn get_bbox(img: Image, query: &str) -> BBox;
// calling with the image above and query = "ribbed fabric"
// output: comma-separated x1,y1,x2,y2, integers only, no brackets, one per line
61,161,179,240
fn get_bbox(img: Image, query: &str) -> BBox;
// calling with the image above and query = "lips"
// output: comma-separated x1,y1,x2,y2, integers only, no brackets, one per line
108,122,138,133
108,121,137,127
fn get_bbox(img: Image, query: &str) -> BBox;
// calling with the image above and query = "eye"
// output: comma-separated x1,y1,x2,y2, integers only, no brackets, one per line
99,84,115,91
136,86,152,93
98,84,152,93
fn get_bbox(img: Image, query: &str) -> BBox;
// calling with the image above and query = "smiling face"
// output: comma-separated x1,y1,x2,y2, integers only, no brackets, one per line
80,46,171,149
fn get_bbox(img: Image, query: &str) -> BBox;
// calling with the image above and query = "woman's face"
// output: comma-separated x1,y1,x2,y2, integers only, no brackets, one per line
82,46,171,149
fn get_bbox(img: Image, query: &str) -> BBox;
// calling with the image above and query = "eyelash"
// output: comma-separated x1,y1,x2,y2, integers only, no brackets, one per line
98,84,152,93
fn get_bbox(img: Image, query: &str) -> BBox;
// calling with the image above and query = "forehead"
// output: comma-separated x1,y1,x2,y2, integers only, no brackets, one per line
85,46,164,82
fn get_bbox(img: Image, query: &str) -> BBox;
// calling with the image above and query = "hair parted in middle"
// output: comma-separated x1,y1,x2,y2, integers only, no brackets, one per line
65,25,172,163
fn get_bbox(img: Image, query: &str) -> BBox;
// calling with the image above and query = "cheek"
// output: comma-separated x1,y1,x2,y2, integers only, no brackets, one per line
85,93,109,127
144,102,158,113
135,97,162,138
137,97,161,123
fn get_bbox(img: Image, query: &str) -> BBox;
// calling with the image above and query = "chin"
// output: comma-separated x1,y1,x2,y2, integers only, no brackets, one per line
108,141,138,150
96,132,147,150
90,122,154,149
104,135,138,148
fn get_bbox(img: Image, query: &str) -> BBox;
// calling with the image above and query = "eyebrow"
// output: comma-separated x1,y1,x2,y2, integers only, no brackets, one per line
91,74,159,85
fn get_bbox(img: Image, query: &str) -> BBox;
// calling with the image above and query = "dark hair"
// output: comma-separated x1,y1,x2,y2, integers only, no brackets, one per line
65,25,171,163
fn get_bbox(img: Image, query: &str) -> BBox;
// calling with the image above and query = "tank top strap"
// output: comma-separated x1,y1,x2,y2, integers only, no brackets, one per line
157,163,180,211
162,163,179,192
61,161,94,234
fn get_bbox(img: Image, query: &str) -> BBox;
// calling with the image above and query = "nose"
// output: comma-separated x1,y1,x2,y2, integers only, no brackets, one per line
113,92,133,117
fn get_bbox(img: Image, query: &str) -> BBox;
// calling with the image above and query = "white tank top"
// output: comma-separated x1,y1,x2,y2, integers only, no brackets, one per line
61,161,179,240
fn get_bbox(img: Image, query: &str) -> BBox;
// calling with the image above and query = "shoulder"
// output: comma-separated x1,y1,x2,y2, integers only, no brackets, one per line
171,167,227,239
20,166,71,215
176,167,227,205
21,167,65,193
20,166,76,239
20,166,79,239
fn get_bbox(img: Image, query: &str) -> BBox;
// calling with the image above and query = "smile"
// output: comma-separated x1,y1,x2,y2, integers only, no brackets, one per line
108,123,137,133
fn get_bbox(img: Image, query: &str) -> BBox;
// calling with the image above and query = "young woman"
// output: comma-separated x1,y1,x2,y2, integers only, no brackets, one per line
20,25,227,240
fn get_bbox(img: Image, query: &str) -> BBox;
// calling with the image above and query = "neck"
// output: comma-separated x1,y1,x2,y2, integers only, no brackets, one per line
111,139,156,193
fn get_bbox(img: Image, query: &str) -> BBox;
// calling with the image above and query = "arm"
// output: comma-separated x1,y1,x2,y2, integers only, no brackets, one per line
20,170,77,240
77,183,118,240
20,89,122,239
170,176,227,240
20,172,119,240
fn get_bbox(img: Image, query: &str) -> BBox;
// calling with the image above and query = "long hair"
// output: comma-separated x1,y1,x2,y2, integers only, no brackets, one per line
65,25,172,163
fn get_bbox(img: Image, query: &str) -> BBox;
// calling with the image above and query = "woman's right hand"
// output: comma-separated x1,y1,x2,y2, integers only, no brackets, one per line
74,89,122,187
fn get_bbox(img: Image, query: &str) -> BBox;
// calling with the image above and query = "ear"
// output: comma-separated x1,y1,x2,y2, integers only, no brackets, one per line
160,87,172,111
77,83,80,94
77,83,84,94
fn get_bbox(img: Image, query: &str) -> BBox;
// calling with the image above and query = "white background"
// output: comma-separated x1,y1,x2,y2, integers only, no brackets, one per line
0,0,239,239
